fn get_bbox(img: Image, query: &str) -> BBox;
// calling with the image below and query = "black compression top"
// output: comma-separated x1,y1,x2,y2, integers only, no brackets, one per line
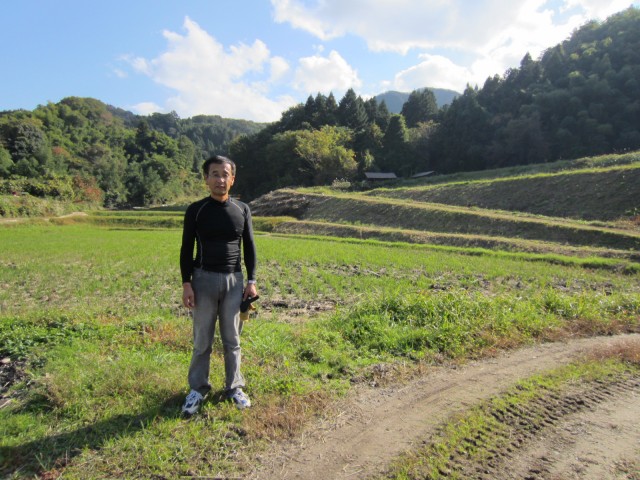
180,196,256,284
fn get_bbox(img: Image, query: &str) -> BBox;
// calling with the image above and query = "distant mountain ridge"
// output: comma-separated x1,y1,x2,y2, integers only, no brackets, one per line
375,88,460,113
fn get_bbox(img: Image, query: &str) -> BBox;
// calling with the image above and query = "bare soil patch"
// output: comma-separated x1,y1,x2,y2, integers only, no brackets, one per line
248,334,640,479
0,357,25,409
503,382,640,479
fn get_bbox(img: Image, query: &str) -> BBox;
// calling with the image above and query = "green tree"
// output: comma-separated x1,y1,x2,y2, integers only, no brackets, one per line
494,112,549,167
2,119,55,176
429,86,492,172
0,146,12,177
311,92,338,127
337,89,368,132
380,114,409,173
124,161,167,206
364,97,391,132
304,95,318,126
374,100,391,131
177,135,200,173
358,122,384,174
325,93,339,124
274,103,308,133
229,133,264,198
88,145,127,207
147,111,181,137
407,120,438,173
265,131,306,187
295,126,357,184
401,89,439,128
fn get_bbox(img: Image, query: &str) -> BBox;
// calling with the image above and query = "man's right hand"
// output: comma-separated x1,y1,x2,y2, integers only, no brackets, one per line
182,282,195,309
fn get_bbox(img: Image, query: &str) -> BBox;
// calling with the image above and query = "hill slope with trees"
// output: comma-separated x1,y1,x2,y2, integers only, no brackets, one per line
1,7,639,210
429,7,640,173
230,7,640,200
0,98,264,210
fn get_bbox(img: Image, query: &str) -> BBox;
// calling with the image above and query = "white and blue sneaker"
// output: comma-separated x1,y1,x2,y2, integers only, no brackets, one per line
228,388,252,409
181,390,204,416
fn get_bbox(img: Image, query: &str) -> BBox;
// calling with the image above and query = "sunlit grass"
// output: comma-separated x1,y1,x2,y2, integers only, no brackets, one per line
0,223,638,478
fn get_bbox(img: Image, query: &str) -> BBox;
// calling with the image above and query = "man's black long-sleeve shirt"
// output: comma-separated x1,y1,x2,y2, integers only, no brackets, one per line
180,196,256,284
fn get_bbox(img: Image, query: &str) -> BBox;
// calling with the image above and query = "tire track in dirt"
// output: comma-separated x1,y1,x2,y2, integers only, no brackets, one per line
449,375,640,479
248,334,640,480
503,383,640,480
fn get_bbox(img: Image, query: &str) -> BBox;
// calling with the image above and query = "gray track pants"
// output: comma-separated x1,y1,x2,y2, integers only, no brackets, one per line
188,268,245,395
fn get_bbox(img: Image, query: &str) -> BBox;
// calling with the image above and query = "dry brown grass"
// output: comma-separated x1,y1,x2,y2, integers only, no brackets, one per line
141,321,191,351
585,337,640,365
242,390,332,440
534,316,640,344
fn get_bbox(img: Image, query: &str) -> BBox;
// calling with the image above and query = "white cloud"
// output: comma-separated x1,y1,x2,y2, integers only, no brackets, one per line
130,101,163,116
272,0,637,93
270,56,290,82
272,0,523,54
393,54,472,93
293,50,362,96
563,0,635,18
112,68,128,79
124,55,152,76
272,0,631,53
123,16,296,122
271,0,342,40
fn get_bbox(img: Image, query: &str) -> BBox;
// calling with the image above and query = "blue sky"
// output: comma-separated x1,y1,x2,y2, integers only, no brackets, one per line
2,0,637,122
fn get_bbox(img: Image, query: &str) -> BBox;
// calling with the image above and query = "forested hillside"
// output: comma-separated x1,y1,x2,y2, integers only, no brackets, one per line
0,7,638,209
228,7,640,200
429,6,640,173
0,98,264,208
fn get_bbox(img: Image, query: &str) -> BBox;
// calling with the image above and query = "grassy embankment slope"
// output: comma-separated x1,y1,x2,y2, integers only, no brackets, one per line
249,151,640,263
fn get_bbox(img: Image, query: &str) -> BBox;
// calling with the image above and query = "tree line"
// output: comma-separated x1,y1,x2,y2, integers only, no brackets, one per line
230,7,640,199
1,7,638,206
227,87,440,199
429,6,640,173
0,98,264,206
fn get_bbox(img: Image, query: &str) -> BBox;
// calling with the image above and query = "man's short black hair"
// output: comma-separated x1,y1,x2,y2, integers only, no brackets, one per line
202,155,236,177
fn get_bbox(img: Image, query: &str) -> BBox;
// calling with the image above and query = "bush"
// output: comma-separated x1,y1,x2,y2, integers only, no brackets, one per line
331,178,352,190
0,177,75,200
0,194,95,218
72,175,104,203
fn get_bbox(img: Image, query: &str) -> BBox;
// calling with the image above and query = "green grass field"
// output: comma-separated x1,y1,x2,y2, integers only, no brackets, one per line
1,151,639,478
1,221,639,478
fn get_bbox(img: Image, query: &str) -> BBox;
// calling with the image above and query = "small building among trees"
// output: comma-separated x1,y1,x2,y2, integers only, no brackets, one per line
364,172,398,180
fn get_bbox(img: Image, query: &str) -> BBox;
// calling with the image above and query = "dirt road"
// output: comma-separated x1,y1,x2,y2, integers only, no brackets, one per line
249,334,640,479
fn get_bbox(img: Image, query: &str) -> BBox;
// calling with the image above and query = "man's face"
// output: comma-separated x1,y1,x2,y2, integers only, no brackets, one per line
205,162,235,200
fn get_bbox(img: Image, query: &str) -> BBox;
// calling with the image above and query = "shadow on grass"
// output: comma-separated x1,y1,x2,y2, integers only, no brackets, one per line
0,389,232,478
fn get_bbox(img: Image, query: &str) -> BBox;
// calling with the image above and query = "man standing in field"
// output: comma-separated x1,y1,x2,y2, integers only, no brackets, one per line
179,155,258,416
